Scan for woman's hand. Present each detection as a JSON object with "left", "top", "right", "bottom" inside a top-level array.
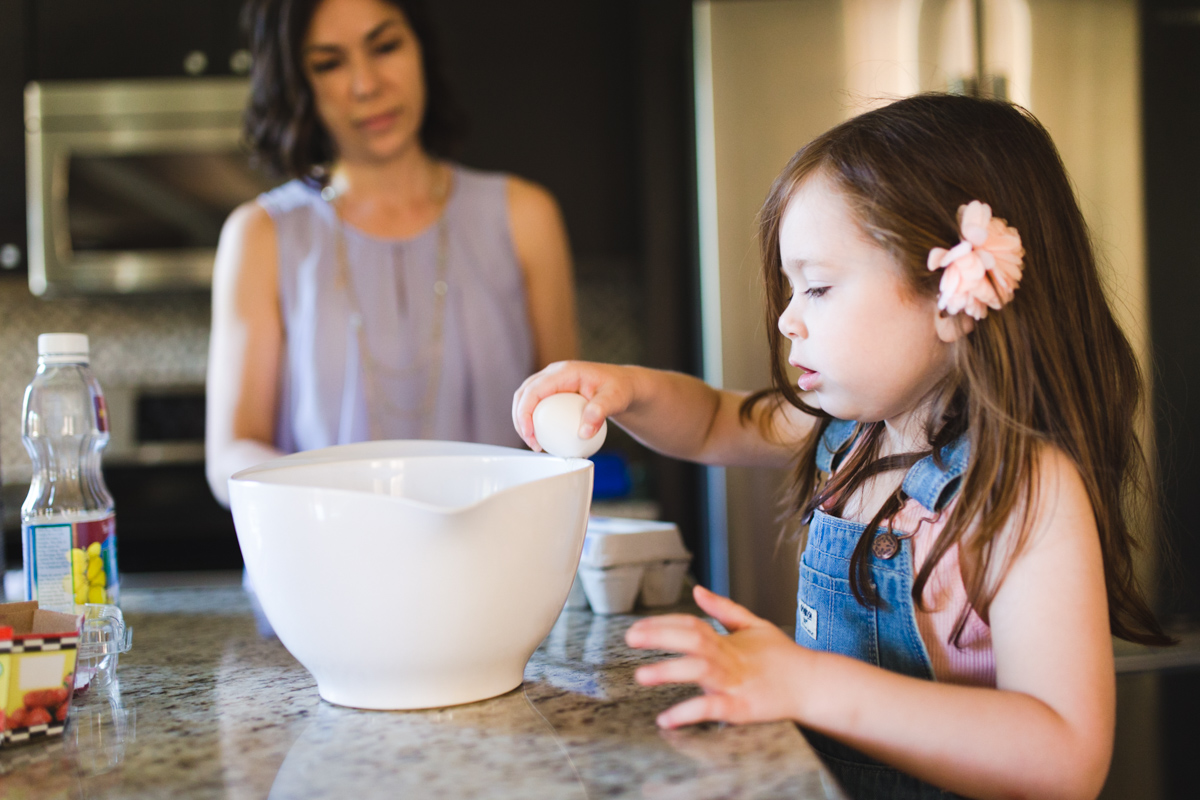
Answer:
[
  {"left": 625, "top": 585, "right": 810, "bottom": 729},
  {"left": 511, "top": 360, "right": 637, "bottom": 452}
]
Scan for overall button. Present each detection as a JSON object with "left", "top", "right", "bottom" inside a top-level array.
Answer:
[{"left": 872, "top": 531, "right": 900, "bottom": 560}]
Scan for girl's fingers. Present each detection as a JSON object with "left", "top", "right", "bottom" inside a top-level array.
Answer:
[
  {"left": 635, "top": 656, "right": 722, "bottom": 689},
  {"left": 512, "top": 371, "right": 545, "bottom": 431},
  {"left": 578, "top": 384, "right": 623, "bottom": 439},
  {"left": 692, "top": 585, "right": 762, "bottom": 633},
  {"left": 655, "top": 694, "right": 734, "bottom": 729},
  {"left": 512, "top": 362, "right": 579, "bottom": 446},
  {"left": 626, "top": 615, "right": 719, "bottom": 656}
]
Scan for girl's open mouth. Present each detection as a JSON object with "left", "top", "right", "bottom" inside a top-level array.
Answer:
[{"left": 797, "top": 368, "right": 820, "bottom": 392}]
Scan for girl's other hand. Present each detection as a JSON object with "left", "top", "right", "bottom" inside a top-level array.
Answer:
[
  {"left": 511, "top": 360, "right": 635, "bottom": 451},
  {"left": 625, "top": 585, "right": 809, "bottom": 729}
]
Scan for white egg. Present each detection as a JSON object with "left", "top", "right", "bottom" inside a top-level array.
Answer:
[{"left": 532, "top": 393, "right": 607, "bottom": 458}]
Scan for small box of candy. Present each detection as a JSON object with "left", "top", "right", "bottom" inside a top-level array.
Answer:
[
  {"left": 0, "top": 601, "right": 82, "bottom": 746},
  {"left": 568, "top": 517, "right": 693, "bottom": 614}
]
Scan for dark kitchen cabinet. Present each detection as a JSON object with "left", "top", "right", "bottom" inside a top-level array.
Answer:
[
  {"left": 32, "top": 0, "right": 246, "bottom": 80},
  {"left": 1144, "top": 0, "right": 1200, "bottom": 621},
  {"left": 0, "top": 0, "right": 28, "bottom": 272},
  {"left": 103, "top": 464, "right": 242, "bottom": 573}
]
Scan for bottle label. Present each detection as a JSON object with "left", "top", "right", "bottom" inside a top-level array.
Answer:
[{"left": 22, "top": 514, "right": 118, "bottom": 613}]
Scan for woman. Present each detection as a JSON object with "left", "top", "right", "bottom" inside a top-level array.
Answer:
[{"left": 206, "top": 0, "right": 579, "bottom": 505}]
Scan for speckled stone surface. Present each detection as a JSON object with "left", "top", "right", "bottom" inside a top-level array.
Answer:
[{"left": 0, "top": 587, "right": 846, "bottom": 799}]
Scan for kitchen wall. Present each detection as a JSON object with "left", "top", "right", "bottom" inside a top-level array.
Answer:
[{"left": 697, "top": 0, "right": 1149, "bottom": 626}]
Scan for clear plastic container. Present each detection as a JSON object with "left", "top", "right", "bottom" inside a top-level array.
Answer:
[
  {"left": 20, "top": 333, "right": 119, "bottom": 613},
  {"left": 75, "top": 603, "right": 133, "bottom": 692}
]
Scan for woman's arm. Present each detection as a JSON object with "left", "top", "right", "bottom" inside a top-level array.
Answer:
[
  {"left": 205, "top": 201, "right": 286, "bottom": 507},
  {"left": 512, "top": 361, "right": 815, "bottom": 468},
  {"left": 628, "top": 446, "right": 1114, "bottom": 800},
  {"left": 506, "top": 177, "right": 580, "bottom": 368}
]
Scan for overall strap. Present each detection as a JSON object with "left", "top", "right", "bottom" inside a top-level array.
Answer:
[
  {"left": 813, "top": 417, "right": 972, "bottom": 512},
  {"left": 815, "top": 418, "right": 860, "bottom": 473},
  {"left": 901, "top": 434, "right": 972, "bottom": 512}
]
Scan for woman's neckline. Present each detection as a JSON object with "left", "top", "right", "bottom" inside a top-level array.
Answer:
[{"left": 319, "top": 163, "right": 459, "bottom": 245}]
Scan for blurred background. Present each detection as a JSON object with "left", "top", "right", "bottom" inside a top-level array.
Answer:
[{"left": 0, "top": 1, "right": 1197, "bottom": 795}]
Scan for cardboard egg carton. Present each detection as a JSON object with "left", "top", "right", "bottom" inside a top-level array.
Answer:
[{"left": 567, "top": 517, "right": 692, "bottom": 614}]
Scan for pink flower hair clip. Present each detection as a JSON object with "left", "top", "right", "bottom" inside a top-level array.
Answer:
[{"left": 927, "top": 200, "right": 1025, "bottom": 321}]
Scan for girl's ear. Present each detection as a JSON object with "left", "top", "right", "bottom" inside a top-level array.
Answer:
[{"left": 934, "top": 309, "right": 975, "bottom": 343}]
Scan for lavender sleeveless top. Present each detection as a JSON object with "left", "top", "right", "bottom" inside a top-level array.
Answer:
[{"left": 258, "top": 165, "right": 534, "bottom": 453}]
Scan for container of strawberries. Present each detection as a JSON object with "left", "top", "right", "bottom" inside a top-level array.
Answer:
[{"left": 0, "top": 601, "right": 82, "bottom": 746}]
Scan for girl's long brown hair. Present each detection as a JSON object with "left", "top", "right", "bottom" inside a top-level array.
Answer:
[{"left": 744, "top": 94, "right": 1170, "bottom": 646}]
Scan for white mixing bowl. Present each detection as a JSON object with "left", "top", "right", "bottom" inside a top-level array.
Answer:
[{"left": 228, "top": 441, "right": 593, "bottom": 710}]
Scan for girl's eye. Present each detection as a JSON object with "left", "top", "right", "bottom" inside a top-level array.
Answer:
[
  {"left": 375, "top": 38, "right": 402, "bottom": 55},
  {"left": 805, "top": 286, "right": 830, "bottom": 299}
]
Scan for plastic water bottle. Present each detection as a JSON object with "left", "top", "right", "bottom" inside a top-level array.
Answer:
[{"left": 21, "top": 333, "right": 119, "bottom": 613}]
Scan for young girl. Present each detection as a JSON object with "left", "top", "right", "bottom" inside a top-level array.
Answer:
[{"left": 512, "top": 94, "right": 1170, "bottom": 800}]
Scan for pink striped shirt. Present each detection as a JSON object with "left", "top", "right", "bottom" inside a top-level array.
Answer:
[{"left": 892, "top": 498, "right": 996, "bottom": 687}]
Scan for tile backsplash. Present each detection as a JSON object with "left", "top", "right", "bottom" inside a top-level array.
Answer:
[
  {"left": 0, "top": 276, "right": 211, "bottom": 484},
  {"left": 0, "top": 264, "right": 643, "bottom": 486}
]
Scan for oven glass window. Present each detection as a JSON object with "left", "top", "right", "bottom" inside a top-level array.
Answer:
[{"left": 68, "top": 153, "right": 280, "bottom": 251}]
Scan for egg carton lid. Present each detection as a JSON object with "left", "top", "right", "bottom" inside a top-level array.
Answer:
[{"left": 581, "top": 516, "right": 691, "bottom": 568}]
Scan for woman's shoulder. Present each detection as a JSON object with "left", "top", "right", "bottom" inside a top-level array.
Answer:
[
  {"left": 221, "top": 199, "right": 277, "bottom": 250},
  {"left": 213, "top": 200, "right": 279, "bottom": 305},
  {"left": 255, "top": 178, "right": 325, "bottom": 219},
  {"left": 449, "top": 165, "right": 564, "bottom": 259},
  {"left": 505, "top": 174, "right": 560, "bottom": 219},
  {"left": 451, "top": 164, "right": 557, "bottom": 216}
]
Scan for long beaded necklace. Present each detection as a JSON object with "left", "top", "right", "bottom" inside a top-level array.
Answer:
[{"left": 322, "top": 169, "right": 451, "bottom": 440}]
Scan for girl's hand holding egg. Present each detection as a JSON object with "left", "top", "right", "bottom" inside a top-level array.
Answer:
[{"left": 512, "top": 361, "right": 635, "bottom": 453}]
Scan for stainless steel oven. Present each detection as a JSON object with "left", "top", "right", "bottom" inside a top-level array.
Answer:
[{"left": 24, "top": 77, "right": 278, "bottom": 296}]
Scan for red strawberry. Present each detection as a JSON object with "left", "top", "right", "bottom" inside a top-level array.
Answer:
[
  {"left": 24, "top": 687, "right": 70, "bottom": 708},
  {"left": 8, "top": 706, "right": 28, "bottom": 730},
  {"left": 25, "top": 706, "right": 52, "bottom": 727}
]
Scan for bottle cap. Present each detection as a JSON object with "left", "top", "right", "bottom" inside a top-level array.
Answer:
[{"left": 38, "top": 332, "right": 90, "bottom": 363}]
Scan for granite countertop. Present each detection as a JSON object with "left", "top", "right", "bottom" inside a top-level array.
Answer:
[{"left": 0, "top": 585, "right": 846, "bottom": 799}]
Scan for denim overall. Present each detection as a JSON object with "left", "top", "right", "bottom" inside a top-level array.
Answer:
[{"left": 797, "top": 419, "right": 972, "bottom": 800}]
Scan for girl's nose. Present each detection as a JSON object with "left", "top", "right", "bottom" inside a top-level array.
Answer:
[{"left": 778, "top": 301, "right": 807, "bottom": 340}]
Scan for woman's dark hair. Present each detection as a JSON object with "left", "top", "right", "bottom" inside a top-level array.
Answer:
[
  {"left": 743, "top": 93, "right": 1171, "bottom": 647},
  {"left": 241, "top": 0, "right": 465, "bottom": 179}
]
